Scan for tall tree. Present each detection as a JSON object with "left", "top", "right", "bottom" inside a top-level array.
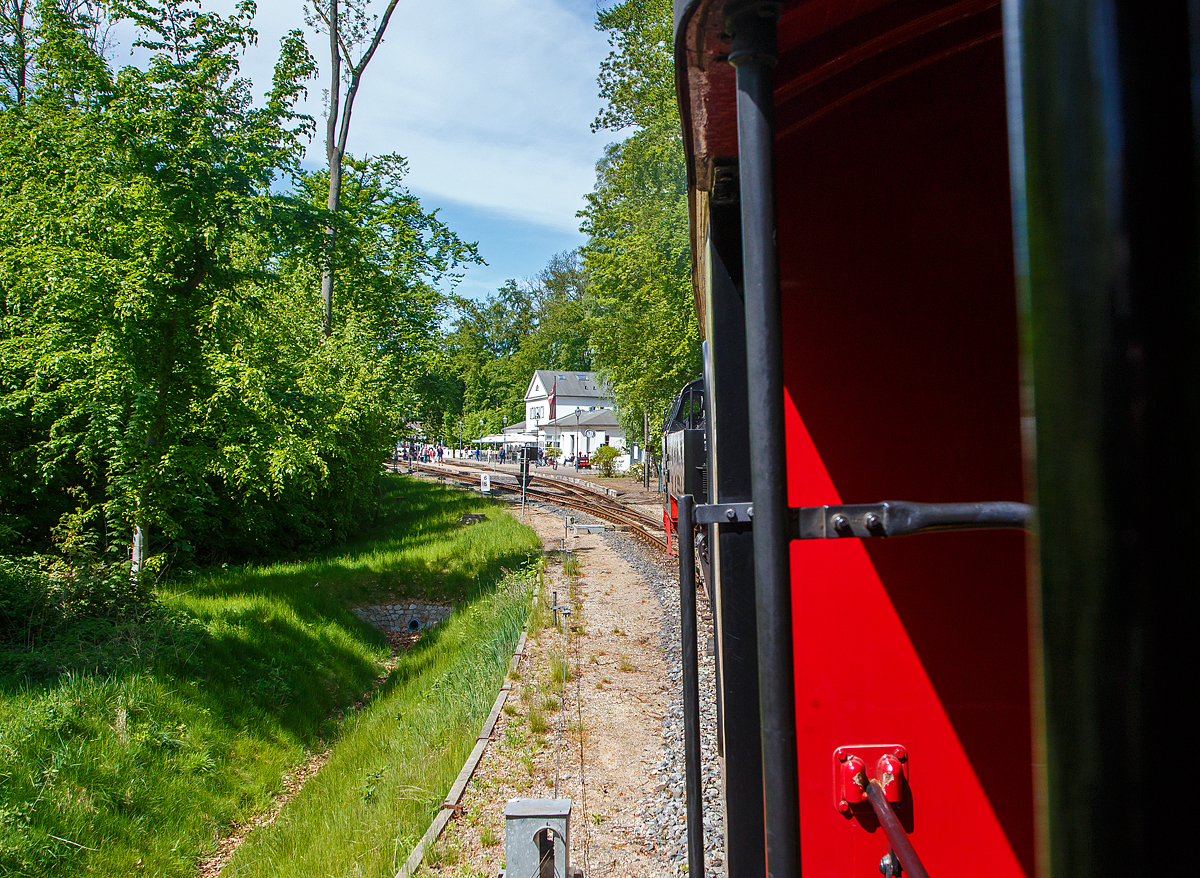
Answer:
[
  {"left": 305, "top": 0, "right": 400, "bottom": 336},
  {"left": 0, "top": 0, "right": 318, "bottom": 568},
  {"left": 0, "top": 0, "right": 30, "bottom": 106},
  {"left": 437, "top": 251, "right": 593, "bottom": 440},
  {"left": 581, "top": 0, "right": 699, "bottom": 440}
]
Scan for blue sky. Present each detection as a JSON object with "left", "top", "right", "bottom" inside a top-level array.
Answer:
[{"left": 113, "top": 0, "right": 614, "bottom": 299}]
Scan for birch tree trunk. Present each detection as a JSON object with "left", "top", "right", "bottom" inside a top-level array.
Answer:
[
  {"left": 316, "top": 0, "right": 401, "bottom": 336},
  {"left": 321, "top": 0, "right": 341, "bottom": 336}
]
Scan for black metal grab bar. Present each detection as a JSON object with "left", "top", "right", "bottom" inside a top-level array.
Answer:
[
  {"left": 792, "top": 500, "right": 1033, "bottom": 539},
  {"left": 692, "top": 500, "right": 1033, "bottom": 538},
  {"left": 677, "top": 493, "right": 1028, "bottom": 877},
  {"left": 864, "top": 780, "right": 931, "bottom": 878}
]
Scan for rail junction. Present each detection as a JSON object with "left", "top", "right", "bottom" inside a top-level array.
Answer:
[{"left": 402, "top": 460, "right": 669, "bottom": 553}]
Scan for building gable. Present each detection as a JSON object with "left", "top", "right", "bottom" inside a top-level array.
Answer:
[
  {"left": 526, "top": 375, "right": 544, "bottom": 400},
  {"left": 527, "top": 370, "right": 611, "bottom": 401}
]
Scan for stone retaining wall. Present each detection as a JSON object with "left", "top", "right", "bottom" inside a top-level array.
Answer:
[{"left": 351, "top": 602, "right": 452, "bottom": 633}]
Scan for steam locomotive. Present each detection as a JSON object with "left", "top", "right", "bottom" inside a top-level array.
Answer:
[
  {"left": 661, "top": 378, "right": 706, "bottom": 561},
  {"left": 666, "top": 2, "right": 1194, "bottom": 878}
]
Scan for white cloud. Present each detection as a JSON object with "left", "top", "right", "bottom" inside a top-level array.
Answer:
[{"left": 203, "top": 0, "right": 612, "bottom": 233}]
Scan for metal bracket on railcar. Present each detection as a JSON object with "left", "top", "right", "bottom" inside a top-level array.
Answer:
[
  {"left": 674, "top": 495, "right": 1031, "bottom": 878},
  {"left": 690, "top": 500, "right": 1033, "bottom": 537}
]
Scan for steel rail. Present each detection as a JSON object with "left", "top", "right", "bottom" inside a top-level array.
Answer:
[
  {"left": 429, "top": 462, "right": 663, "bottom": 533},
  {"left": 413, "top": 463, "right": 669, "bottom": 552},
  {"left": 445, "top": 460, "right": 664, "bottom": 532}
]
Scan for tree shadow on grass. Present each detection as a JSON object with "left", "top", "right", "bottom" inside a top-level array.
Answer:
[
  {"left": 0, "top": 474, "right": 539, "bottom": 878},
  {"left": 175, "top": 479, "right": 539, "bottom": 623},
  {"left": 1, "top": 475, "right": 537, "bottom": 736}
]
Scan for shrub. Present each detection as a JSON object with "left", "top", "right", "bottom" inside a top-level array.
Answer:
[
  {"left": 592, "top": 445, "right": 620, "bottom": 477},
  {"left": 0, "top": 557, "right": 172, "bottom": 682}
]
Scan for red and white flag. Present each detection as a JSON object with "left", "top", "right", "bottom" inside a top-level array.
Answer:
[{"left": 549, "top": 378, "right": 557, "bottom": 421}]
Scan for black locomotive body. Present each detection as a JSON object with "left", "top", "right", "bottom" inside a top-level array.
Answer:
[{"left": 661, "top": 378, "right": 707, "bottom": 513}]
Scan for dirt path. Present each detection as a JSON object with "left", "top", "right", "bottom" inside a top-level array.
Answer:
[{"left": 419, "top": 503, "right": 674, "bottom": 878}]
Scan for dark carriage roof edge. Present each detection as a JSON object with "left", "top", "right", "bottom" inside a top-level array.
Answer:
[
  {"left": 673, "top": 0, "right": 726, "bottom": 340},
  {"left": 674, "top": 0, "right": 704, "bottom": 193}
]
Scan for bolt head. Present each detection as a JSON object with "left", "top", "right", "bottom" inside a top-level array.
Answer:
[
  {"left": 831, "top": 513, "right": 850, "bottom": 534},
  {"left": 726, "top": 508, "right": 736, "bottom": 520}
]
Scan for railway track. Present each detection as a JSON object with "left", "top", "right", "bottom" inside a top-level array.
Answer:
[{"left": 407, "top": 461, "right": 668, "bottom": 552}]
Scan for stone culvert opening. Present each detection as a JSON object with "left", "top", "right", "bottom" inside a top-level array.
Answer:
[{"left": 350, "top": 601, "right": 452, "bottom": 650}]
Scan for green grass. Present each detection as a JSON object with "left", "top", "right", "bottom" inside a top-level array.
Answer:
[
  {"left": 548, "top": 648, "right": 572, "bottom": 693},
  {"left": 0, "top": 475, "right": 540, "bottom": 877},
  {"left": 222, "top": 574, "right": 531, "bottom": 876},
  {"left": 527, "top": 706, "right": 548, "bottom": 735}
]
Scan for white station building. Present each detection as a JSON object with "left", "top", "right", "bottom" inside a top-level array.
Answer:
[{"left": 502, "top": 370, "right": 627, "bottom": 459}]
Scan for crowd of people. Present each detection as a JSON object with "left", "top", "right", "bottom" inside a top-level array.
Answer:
[{"left": 393, "top": 443, "right": 567, "bottom": 468}]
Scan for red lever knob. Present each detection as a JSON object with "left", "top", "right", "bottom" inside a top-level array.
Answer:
[{"left": 876, "top": 754, "right": 903, "bottom": 803}]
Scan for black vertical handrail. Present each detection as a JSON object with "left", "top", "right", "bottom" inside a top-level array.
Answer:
[
  {"left": 863, "top": 781, "right": 931, "bottom": 878},
  {"left": 728, "top": 4, "right": 801, "bottom": 877},
  {"left": 677, "top": 494, "right": 705, "bottom": 878}
]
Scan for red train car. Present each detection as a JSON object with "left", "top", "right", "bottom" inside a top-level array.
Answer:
[{"left": 669, "top": 2, "right": 1196, "bottom": 878}]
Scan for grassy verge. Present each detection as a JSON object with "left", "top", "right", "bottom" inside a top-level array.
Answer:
[
  {"left": 0, "top": 475, "right": 539, "bottom": 877},
  {"left": 223, "top": 570, "right": 533, "bottom": 877}
]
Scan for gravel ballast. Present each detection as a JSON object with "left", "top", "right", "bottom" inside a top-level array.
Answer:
[{"left": 529, "top": 500, "right": 726, "bottom": 878}]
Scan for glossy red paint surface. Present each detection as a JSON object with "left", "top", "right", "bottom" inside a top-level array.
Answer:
[
  {"left": 774, "top": 18, "right": 1034, "bottom": 878},
  {"left": 833, "top": 745, "right": 909, "bottom": 817}
]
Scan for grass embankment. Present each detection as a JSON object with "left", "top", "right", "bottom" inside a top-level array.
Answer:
[
  {"left": 0, "top": 475, "right": 540, "bottom": 877},
  {"left": 224, "top": 573, "right": 532, "bottom": 877}
]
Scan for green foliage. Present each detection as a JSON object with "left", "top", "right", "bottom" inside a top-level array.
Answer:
[
  {"left": 223, "top": 569, "right": 533, "bottom": 877},
  {"left": 435, "top": 251, "right": 593, "bottom": 440},
  {"left": 592, "top": 444, "right": 621, "bottom": 477},
  {"left": 527, "top": 705, "right": 548, "bottom": 735},
  {"left": 0, "top": 475, "right": 539, "bottom": 877},
  {"left": 0, "top": 1, "right": 477, "bottom": 568},
  {"left": 582, "top": 0, "right": 700, "bottom": 436},
  {"left": 0, "top": 557, "right": 160, "bottom": 680}
]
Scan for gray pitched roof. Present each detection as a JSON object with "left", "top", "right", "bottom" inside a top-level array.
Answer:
[
  {"left": 526, "top": 370, "right": 611, "bottom": 400},
  {"left": 544, "top": 408, "right": 621, "bottom": 429}
]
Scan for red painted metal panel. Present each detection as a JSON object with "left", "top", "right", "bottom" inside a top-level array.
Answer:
[{"left": 774, "top": 24, "right": 1034, "bottom": 878}]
